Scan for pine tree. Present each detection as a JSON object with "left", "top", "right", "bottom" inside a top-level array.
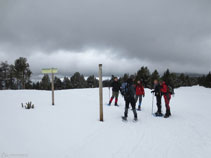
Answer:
[
  {"left": 0, "top": 64, "right": 3, "bottom": 89},
  {"left": 32, "top": 82, "right": 40, "bottom": 89},
  {"left": 87, "top": 75, "right": 98, "bottom": 88},
  {"left": 54, "top": 76, "right": 63, "bottom": 90},
  {"left": 63, "top": 77, "right": 71, "bottom": 89},
  {"left": 205, "top": 72, "right": 211, "bottom": 87},
  {"left": 198, "top": 75, "right": 206, "bottom": 87},
  {"left": 161, "top": 69, "right": 178, "bottom": 88},
  {"left": 14, "top": 57, "right": 32, "bottom": 89},
  {"left": 162, "top": 69, "right": 172, "bottom": 86},
  {"left": 8, "top": 65, "right": 16, "bottom": 89},
  {"left": 70, "top": 72, "right": 87, "bottom": 88},
  {"left": 150, "top": 70, "right": 160, "bottom": 88},
  {"left": 0, "top": 61, "right": 10, "bottom": 89},
  {"left": 102, "top": 80, "right": 110, "bottom": 87},
  {"left": 136, "top": 66, "right": 151, "bottom": 88},
  {"left": 179, "top": 73, "right": 186, "bottom": 86},
  {"left": 121, "top": 73, "right": 129, "bottom": 82},
  {"left": 0, "top": 62, "right": 16, "bottom": 89},
  {"left": 40, "top": 75, "right": 51, "bottom": 90}
]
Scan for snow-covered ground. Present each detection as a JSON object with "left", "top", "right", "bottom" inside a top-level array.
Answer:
[{"left": 0, "top": 86, "right": 211, "bottom": 158}]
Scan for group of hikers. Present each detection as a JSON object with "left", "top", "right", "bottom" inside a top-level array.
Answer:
[{"left": 108, "top": 76, "right": 173, "bottom": 121}]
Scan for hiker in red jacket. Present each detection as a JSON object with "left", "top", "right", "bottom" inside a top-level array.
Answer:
[
  {"left": 135, "top": 80, "right": 145, "bottom": 111},
  {"left": 161, "top": 81, "right": 171, "bottom": 118}
]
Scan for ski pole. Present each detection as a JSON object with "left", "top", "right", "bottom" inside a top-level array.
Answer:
[
  {"left": 109, "top": 87, "right": 110, "bottom": 99},
  {"left": 152, "top": 93, "right": 154, "bottom": 115}
]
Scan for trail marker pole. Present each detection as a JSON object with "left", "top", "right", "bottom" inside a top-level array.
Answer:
[
  {"left": 51, "top": 72, "right": 55, "bottom": 105},
  {"left": 99, "top": 64, "right": 104, "bottom": 122},
  {"left": 42, "top": 68, "right": 58, "bottom": 106}
]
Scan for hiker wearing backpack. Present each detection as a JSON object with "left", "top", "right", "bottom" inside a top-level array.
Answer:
[
  {"left": 135, "top": 80, "right": 145, "bottom": 111},
  {"left": 151, "top": 80, "right": 163, "bottom": 116},
  {"left": 161, "top": 81, "right": 172, "bottom": 118},
  {"left": 108, "top": 77, "right": 121, "bottom": 106},
  {"left": 122, "top": 78, "right": 138, "bottom": 121}
]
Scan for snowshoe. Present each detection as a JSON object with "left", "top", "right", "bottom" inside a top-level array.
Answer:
[
  {"left": 122, "top": 116, "right": 127, "bottom": 121},
  {"left": 154, "top": 112, "right": 163, "bottom": 117},
  {"left": 133, "top": 117, "right": 138, "bottom": 122}
]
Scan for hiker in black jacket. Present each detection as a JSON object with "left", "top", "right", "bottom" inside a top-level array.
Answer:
[
  {"left": 151, "top": 80, "right": 163, "bottom": 116},
  {"left": 108, "top": 77, "right": 121, "bottom": 106},
  {"left": 122, "top": 78, "right": 138, "bottom": 121}
]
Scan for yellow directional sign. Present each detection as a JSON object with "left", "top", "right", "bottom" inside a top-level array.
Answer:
[{"left": 42, "top": 68, "right": 58, "bottom": 74}]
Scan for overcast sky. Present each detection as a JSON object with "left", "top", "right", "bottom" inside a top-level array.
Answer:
[{"left": 0, "top": 0, "right": 211, "bottom": 77}]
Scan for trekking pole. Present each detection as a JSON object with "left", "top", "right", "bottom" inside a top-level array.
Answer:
[
  {"left": 109, "top": 87, "right": 110, "bottom": 99},
  {"left": 151, "top": 93, "right": 154, "bottom": 115}
]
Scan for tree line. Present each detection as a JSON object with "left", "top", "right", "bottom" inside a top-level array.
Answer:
[
  {"left": 0, "top": 57, "right": 31, "bottom": 89},
  {"left": 0, "top": 57, "right": 210, "bottom": 90},
  {"left": 33, "top": 73, "right": 99, "bottom": 90}
]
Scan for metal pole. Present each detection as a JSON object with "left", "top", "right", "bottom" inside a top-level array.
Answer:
[
  {"left": 152, "top": 93, "right": 154, "bottom": 115},
  {"left": 52, "top": 72, "right": 55, "bottom": 105},
  {"left": 99, "top": 64, "right": 103, "bottom": 122},
  {"left": 109, "top": 87, "right": 110, "bottom": 100}
]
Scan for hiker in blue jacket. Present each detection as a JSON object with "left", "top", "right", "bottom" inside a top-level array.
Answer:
[{"left": 121, "top": 78, "right": 138, "bottom": 121}]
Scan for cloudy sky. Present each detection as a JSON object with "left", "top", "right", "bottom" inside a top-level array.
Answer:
[{"left": 0, "top": 0, "right": 211, "bottom": 77}]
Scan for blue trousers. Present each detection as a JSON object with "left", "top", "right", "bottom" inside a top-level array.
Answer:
[{"left": 135, "top": 95, "right": 143, "bottom": 107}]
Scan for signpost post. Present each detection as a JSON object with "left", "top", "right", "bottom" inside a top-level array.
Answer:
[
  {"left": 99, "top": 64, "right": 103, "bottom": 122},
  {"left": 42, "top": 68, "right": 58, "bottom": 106}
]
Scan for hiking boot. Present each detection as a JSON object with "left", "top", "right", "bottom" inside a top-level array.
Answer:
[
  {"left": 155, "top": 111, "right": 163, "bottom": 117},
  {"left": 137, "top": 106, "right": 141, "bottom": 111},
  {"left": 108, "top": 100, "right": 112, "bottom": 106},
  {"left": 164, "top": 113, "right": 170, "bottom": 118},
  {"left": 124, "top": 109, "right": 128, "bottom": 118},
  {"left": 132, "top": 109, "right": 138, "bottom": 119},
  {"left": 134, "top": 117, "right": 138, "bottom": 121},
  {"left": 122, "top": 116, "right": 127, "bottom": 121},
  {"left": 164, "top": 110, "right": 171, "bottom": 118}
]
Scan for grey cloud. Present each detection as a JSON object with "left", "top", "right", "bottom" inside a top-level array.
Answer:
[{"left": 0, "top": 0, "right": 211, "bottom": 75}]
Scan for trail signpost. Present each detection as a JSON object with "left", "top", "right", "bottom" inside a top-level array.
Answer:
[{"left": 42, "top": 68, "right": 58, "bottom": 105}]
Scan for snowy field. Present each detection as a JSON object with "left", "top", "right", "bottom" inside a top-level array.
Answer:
[{"left": 0, "top": 86, "right": 211, "bottom": 158}]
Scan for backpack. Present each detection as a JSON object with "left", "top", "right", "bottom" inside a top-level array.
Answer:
[
  {"left": 168, "top": 86, "right": 175, "bottom": 95},
  {"left": 121, "top": 82, "right": 135, "bottom": 100},
  {"left": 120, "top": 82, "right": 129, "bottom": 96}
]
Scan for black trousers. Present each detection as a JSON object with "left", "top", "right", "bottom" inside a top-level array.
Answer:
[
  {"left": 156, "top": 95, "right": 162, "bottom": 113},
  {"left": 124, "top": 98, "right": 137, "bottom": 118}
]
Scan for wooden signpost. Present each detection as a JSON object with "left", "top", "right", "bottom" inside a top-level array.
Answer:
[
  {"left": 42, "top": 68, "right": 58, "bottom": 105},
  {"left": 99, "top": 64, "right": 104, "bottom": 122}
]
